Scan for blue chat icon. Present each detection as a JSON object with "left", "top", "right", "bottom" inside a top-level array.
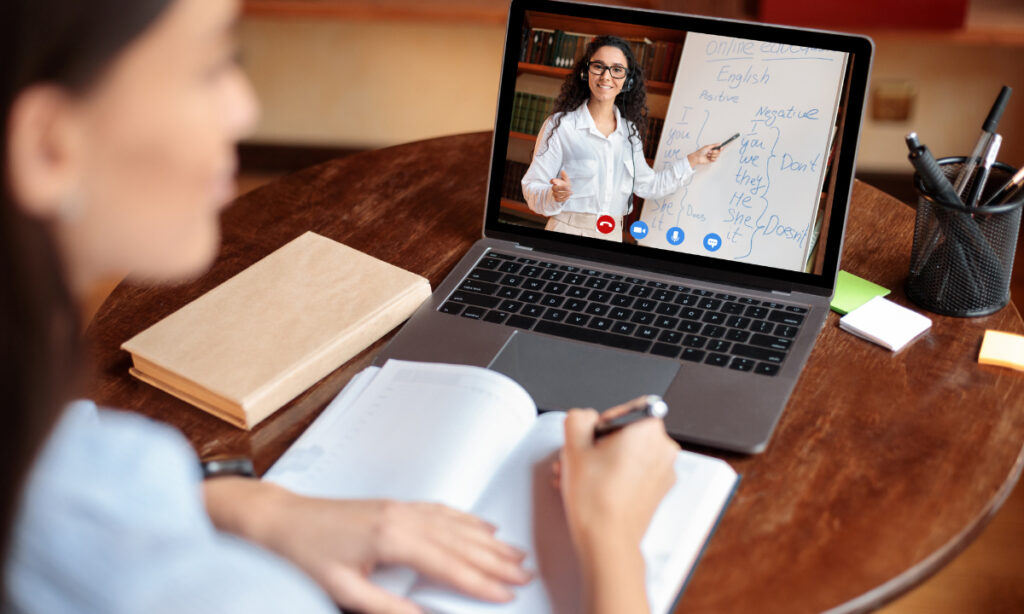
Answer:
[
  {"left": 629, "top": 221, "right": 649, "bottom": 240},
  {"left": 703, "top": 233, "right": 722, "bottom": 252},
  {"left": 666, "top": 227, "right": 685, "bottom": 246}
]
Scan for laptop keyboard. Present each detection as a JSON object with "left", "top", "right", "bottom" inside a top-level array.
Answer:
[{"left": 437, "top": 251, "right": 808, "bottom": 376}]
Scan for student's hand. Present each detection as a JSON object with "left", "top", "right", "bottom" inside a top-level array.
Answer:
[
  {"left": 688, "top": 144, "right": 721, "bottom": 166},
  {"left": 550, "top": 170, "right": 573, "bottom": 202},
  {"left": 203, "top": 479, "right": 531, "bottom": 614},
  {"left": 555, "top": 400, "right": 679, "bottom": 553}
]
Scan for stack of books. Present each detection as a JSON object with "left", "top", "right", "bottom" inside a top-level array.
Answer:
[
  {"left": 501, "top": 160, "right": 531, "bottom": 203},
  {"left": 520, "top": 27, "right": 683, "bottom": 83},
  {"left": 511, "top": 92, "right": 555, "bottom": 135}
]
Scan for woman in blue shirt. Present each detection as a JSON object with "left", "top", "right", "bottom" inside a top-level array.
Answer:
[{"left": 0, "top": 2, "right": 681, "bottom": 613}]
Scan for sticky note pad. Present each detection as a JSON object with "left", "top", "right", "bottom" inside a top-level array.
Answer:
[
  {"left": 979, "top": 330, "right": 1024, "bottom": 371},
  {"left": 839, "top": 296, "right": 931, "bottom": 352},
  {"left": 831, "top": 270, "right": 890, "bottom": 314}
]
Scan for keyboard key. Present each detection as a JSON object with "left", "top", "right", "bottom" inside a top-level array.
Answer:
[
  {"left": 675, "top": 294, "right": 700, "bottom": 306},
  {"left": 651, "top": 343, "right": 681, "bottom": 358},
  {"left": 655, "top": 303, "right": 680, "bottom": 317},
  {"left": 459, "top": 279, "right": 498, "bottom": 295},
  {"left": 611, "top": 295, "right": 634, "bottom": 307},
  {"left": 726, "top": 315, "right": 751, "bottom": 329},
  {"left": 602, "top": 272, "right": 623, "bottom": 280},
  {"left": 544, "top": 282, "right": 568, "bottom": 295},
  {"left": 775, "top": 325, "right": 799, "bottom": 338},
  {"left": 564, "top": 274, "right": 586, "bottom": 285},
  {"left": 669, "top": 285, "right": 690, "bottom": 292},
  {"left": 634, "top": 299, "right": 656, "bottom": 312},
  {"left": 564, "top": 298, "right": 586, "bottom": 312},
  {"left": 588, "top": 290, "right": 611, "bottom": 302},
  {"left": 745, "top": 306, "right": 769, "bottom": 318},
  {"left": 683, "top": 335, "right": 706, "bottom": 348},
  {"left": 731, "top": 344, "right": 785, "bottom": 363},
  {"left": 516, "top": 257, "right": 537, "bottom": 264},
  {"left": 467, "top": 268, "right": 502, "bottom": 283},
  {"left": 658, "top": 330, "right": 683, "bottom": 344},
  {"left": 680, "top": 307, "right": 703, "bottom": 320},
  {"left": 535, "top": 321, "right": 651, "bottom": 353},
  {"left": 538, "top": 261, "right": 558, "bottom": 269},
  {"left": 630, "top": 311, "right": 655, "bottom": 325},
  {"left": 625, "top": 277, "right": 646, "bottom": 284},
  {"left": 698, "top": 298, "right": 722, "bottom": 310},
  {"left": 629, "top": 285, "right": 653, "bottom": 298},
  {"left": 462, "top": 306, "right": 486, "bottom": 319},
  {"left": 489, "top": 252, "right": 516, "bottom": 260},
  {"left": 582, "top": 269, "right": 602, "bottom": 276},
  {"left": 786, "top": 305, "right": 809, "bottom": 314},
  {"left": 707, "top": 339, "right": 732, "bottom": 353},
  {"left": 498, "top": 300, "right": 522, "bottom": 313},
  {"left": 755, "top": 362, "right": 780, "bottom": 376},
  {"left": 715, "top": 293, "right": 737, "bottom": 301},
  {"left": 498, "top": 287, "right": 520, "bottom": 299},
  {"left": 750, "top": 320, "right": 774, "bottom": 334},
  {"left": 647, "top": 280, "right": 668, "bottom": 289},
  {"left": 739, "top": 297, "right": 759, "bottom": 305},
  {"left": 541, "top": 270, "right": 564, "bottom": 282},
  {"left": 502, "top": 274, "right": 523, "bottom": 287},
  {"left": 609, "top": 281, "right": 630, "bottom": 294},
  {"left": 560, "top": 264, "right": 580, "bottom": 272},
  {"left": 768, "top": 310, "right": 805, "bottom": 326},
  {"left": 652, "top": 290, "right": 676, "bottom": 302},
  {"left": 609, "top": 307, "right": 633, "bottom": 320},
  {"left": 750, "top": 334, "right": 792, "bottom": 351},
  {"left": 585, "top": 303, "right": 609, "bottom": 316},
  {"left": 523, "top": 278, "right": 545, "bottom": 291},
  {"left": 692, "top": 289, "right": 714, "bottom": 297},
  {"left": 588, "top": 317, "right": 612, "bottom": 331},
  {"left": 635, "top": 326, "right": 658, "bottom": 339},
  {"left": 584, "top": 277, "right": 608, "bottom": 290},
  {"left": 478, "top": 257, "right": 501, "bottom": 270},
  {"left": 541, "top": 295, "right": 564, "bottom": 308},
  {"left": 566, "top": 313, "right": 589, "bottom": 326},
  {"left": 681, "top": 348, "right": 706, "bottom": 362},
  {"left": 497, "top": 261, "right": 521, "bottom": 273},
  {"left": 655, "top": 316, "right": 679, "bottom": 329},
  {"left": 566, "top": 286, "right": 589, "bottom": 299},
  {"left": 519, "top": 291, "right": 542, "bottom": 304},
  {"left": 705, "top": 353, "right": 730, "bottom": 367},
  {"left": 762, "top": 301, "right": 786, "bottom": 310},
  {"left": 612, "top": 322, "right": 636, "bottom": 335},
  {"left": 484, "top": 310, "right": 509, "bottom": 324},
  {"left": 507, "top": 315, "right": 536, "bottom": 329},
  {"left": 542, "top": 308, "right": 566, "bottom": 322},
  {"left": 439, "top": 301, "right": 463, "bottom": 314},
  {"left": 703, "top": 325, "right": 726, "bottom": 338},
  {"left": 521, "top": 266, "right": 542, "bottom": 278},
  {"left": 678, "top": 321, "right": 702, "bottom": 333},
  {"left": 722, "top": 301, "right": 746, "bottom": 315},
  {"left": 522, "top": 305, "right": 544, "bottom": 317},
  {"left": 701, "top": 311, "right": 726, "bottom": 324},
  {"left": 730, "top": 357, "right": 755, "bottom": 372},
  {"left": 449, "top": 291, "right": 499, "bottom": 309},
  {"left": 725, "top": 329, "right": 750, "bottom": 343}
]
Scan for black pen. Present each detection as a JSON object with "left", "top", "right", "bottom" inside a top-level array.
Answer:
[
  {"left": 954, "top": 86, "right": 1012, "bottom": 197},
  {"left": 593, "top": 395, "right": 668, "bottom": 440},
  {"left": 712, "top": 133, "right": 740, "bottom": 151},
  {"left": 905, "top": 132, "right": 963, "bottom": 208}
]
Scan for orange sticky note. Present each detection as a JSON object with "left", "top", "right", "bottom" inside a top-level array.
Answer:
[{"left": 978, "top": 330, "right": 1024, "bottom": 372}]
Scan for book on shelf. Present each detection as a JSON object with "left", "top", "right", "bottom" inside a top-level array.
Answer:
[
  {"left": 510, "top": 92, "right": 554, "bottom": 136},
  {"left": 502, "top": 160, "right": 531, "bottom": 203},
  {"left": 121, "top": 232, "right": 431, "bottom": 429},
  {"left": 265, "top": 360, "right": 739, "bottom": 614}
]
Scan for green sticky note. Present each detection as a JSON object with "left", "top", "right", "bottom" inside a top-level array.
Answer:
[{"left": 831, "top": 270, "right": 890, "bottom": 314}]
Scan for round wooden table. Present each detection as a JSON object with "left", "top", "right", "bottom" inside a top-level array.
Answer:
[{"left": 86, "top": 132, "right": 1024, "bottom": 614}]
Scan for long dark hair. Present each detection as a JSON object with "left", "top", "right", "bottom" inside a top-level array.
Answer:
[
  {"left": 542, "top": 35, "right": 650, "bottom": 154},
  {"left": 0, "top": 0, "right": 172, "bottom": 581}
]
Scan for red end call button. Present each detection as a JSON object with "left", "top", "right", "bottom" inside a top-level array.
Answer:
[{"left": 596, "top": 215, "right": 615, "bottom": 234}]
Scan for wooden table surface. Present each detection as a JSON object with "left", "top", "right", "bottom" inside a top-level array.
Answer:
[{"left": 85, "top": 132, "right": 1024, "bottom": 614}]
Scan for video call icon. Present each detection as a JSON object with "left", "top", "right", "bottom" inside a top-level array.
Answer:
[
  {"left": 629, "top": 221, "right": 649, "bottom": 240},
  {"left": 703, "top": 233, "right": 722, "bottom": 252},
  {"left": 666, "top": 227, "right": 685, "bottom": 246},
  {"left": 596, "top": 215, "right": 616, "bottom": 234}
]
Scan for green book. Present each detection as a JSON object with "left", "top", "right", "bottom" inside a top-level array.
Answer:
[{"left": 831, "top": 270, "right": 891, "bottom": 314}]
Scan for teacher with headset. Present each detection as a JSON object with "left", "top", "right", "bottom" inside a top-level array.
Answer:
[{"left": 522, "top": 35, "right": 721, "bottom": 242}]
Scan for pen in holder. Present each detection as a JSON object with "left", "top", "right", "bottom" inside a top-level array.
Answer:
[{"left": 907, "top": 156, "right": 1023, "bottom": 317}]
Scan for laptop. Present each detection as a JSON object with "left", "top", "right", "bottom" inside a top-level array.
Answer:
[{"left": 376, "top": 0, "right": 873, "bottom": 454}]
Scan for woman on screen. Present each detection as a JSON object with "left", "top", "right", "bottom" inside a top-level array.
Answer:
[{"left": 522, "top": 35, "right": 721, "bottom": 241}]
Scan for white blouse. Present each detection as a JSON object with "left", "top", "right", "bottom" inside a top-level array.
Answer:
[{"left": 521, "top": 103, "right": 694, "bottom": 218}]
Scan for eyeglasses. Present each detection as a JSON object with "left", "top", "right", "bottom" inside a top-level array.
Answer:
[{"left": 587, "top": 61, "right": 628, "bottom": 79}]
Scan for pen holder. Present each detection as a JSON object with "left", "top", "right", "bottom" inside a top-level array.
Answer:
[{"left": 907, "top": 156, "right": 1023, "bottom": 317}]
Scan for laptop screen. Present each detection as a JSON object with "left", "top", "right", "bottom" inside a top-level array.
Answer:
[{"left": 485, "top": 0, "right": 873, "bottom": 295}]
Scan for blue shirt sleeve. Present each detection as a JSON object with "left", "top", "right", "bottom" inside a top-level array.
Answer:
[{"left": 4, "top": 401, "right": 337, "bottom": 614}]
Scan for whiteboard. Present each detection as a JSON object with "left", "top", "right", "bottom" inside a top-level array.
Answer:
[{"left": 637, "top": 33, "right": 847, "bottom": 271}]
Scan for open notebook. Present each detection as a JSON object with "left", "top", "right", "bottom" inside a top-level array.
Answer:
[{"left": 264, "top": 360, "right": 738, "bottom": 613}]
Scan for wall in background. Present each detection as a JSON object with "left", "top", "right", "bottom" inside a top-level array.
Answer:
[{"left": 240, "top": 17, "right": 1024, "bottom": 171}]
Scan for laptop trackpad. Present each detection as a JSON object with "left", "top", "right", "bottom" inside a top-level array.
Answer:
[{"left": 488, "top": 331, "right": 680, "bottom": 412}]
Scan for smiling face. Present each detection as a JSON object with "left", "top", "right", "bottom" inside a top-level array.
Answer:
[{"left": 586, "top": 45, "right": 630, "bottom": 104}]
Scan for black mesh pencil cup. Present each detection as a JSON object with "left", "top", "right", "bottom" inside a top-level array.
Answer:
[{"left": 907, "top": 156, "right": 1023, "bottom": 317}]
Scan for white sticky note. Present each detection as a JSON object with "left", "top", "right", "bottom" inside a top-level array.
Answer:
[{"left": 839, "top": 296, "right": 932, "bottom": 352}]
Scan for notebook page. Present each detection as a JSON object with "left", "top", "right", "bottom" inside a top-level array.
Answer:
[
  {"left": 409, "top": 413, "right": 739, "bottom": 614},
  {"left": 264, "top": 360, "right": 537, "bottom": 509}
]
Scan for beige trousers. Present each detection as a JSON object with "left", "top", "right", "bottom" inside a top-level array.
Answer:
[{"left": 544, "top": 212, "right": 623, "bottom": 243}]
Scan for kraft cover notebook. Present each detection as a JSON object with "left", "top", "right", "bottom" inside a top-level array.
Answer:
[
  {"left": 264, "top": 360, "right": 739, "bottom": 614},
  {"left": 121, "top": 232, "right": 431, "bottom": 429}
]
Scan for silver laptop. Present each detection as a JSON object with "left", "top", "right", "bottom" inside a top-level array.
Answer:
[{"left": 377, "top": 0, "right": 873, "bottom": 454}]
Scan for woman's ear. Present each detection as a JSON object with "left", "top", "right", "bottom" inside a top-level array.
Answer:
[{"left": 7, "top": 85, "right": 85, "bottom": 220}]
